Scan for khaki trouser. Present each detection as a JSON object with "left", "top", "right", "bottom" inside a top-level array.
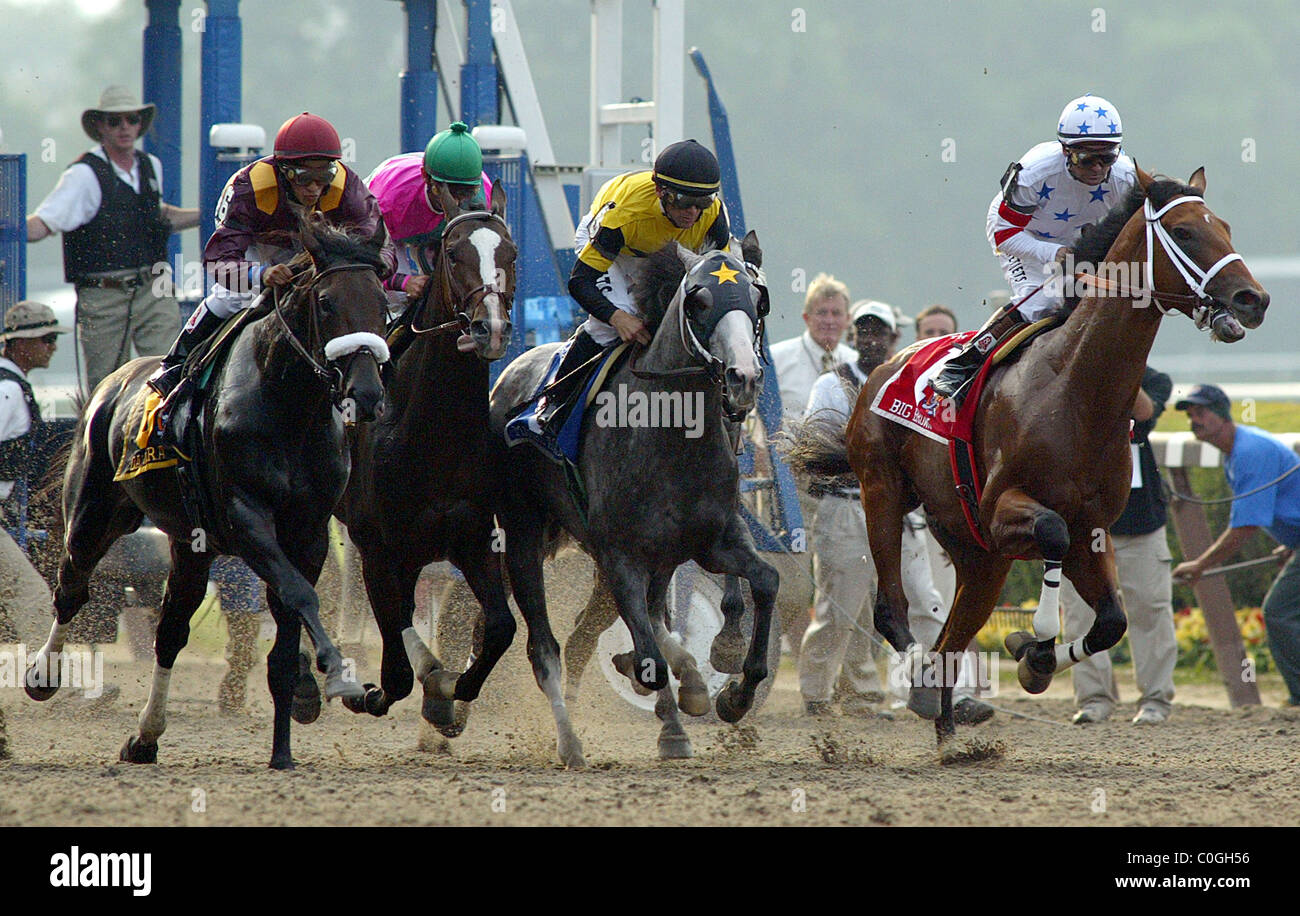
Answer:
[
  {"left": 0, "top": 528, "right": 53, "bottom": 646},
  {"left": 1061, "top": 526, "right": 1177, "bottom": 715},
  {"left": 75, "top": 281, "right": 179, "bottom": 393},
  {"left": 799, "top": 495, "right": 884, "bottom": 702}
]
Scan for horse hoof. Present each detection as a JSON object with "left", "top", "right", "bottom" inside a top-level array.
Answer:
[
  {"left": 119, "top": 736, "right": 158, "bottom": 764},
  {"left": 1017, "top": 655, "right": 1054, "bottom": 694},
  {"left": 657, "top": 732, "right": 693, "bottom": 760},
  {"left": 423, "top": 695, "right": 455, "bottom": 729},
  {"left": 268, "top": 756, "right": 296, "bottom": 771},
  {"left": 715, "top": 683, "right": 749, "bottom": 724},
  {"left": 908, "top": 685, "right": 941, "bottom": 720},
  {"left": 612, "top": 652, "right": 654, "bottom": 696},
  {"left": 364, "top": 686, "right": 388, "bottom": 717},
  {"left": 423, "top": 668, "right": 460, "bottom": 702},
  {"left": 677, "top": 684, "right": 711, "bottom": 718},
  {"left": 436, "top": 700, "right": 471, "bottom": 739},
  {"left": 291, "top": 654, "right": 323, "bottom": 724},
  {"left": 1004, "top": 630, "right": 1035, "bottom": 661},
  {"left": 24, "top": 667, "right": 59, "bottom": 701},
  {"left": 708, "top": 630, "right": 745, "bottom": 674},
  {"left": 558, "top": 732, "right": 587, "bottom": 769}
]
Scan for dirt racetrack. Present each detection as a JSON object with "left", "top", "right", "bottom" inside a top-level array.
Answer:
[{"left": 2, "top": 552, "right": 1297, "bottom": 827}]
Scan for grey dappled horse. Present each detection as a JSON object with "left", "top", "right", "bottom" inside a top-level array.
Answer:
[{"left": 488, "top": 236, "right": 778, "bottom": 766}]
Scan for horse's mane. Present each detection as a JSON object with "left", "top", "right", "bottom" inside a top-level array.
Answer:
[
  {"left": 1066, "top": 175, "right": 1202, "bottom": 312},
  {"left": 282, "top": 215, "right": 388, "bottom": 275},
  {"left": 629, "top": 245, "right": 690, "bottom": 336}
]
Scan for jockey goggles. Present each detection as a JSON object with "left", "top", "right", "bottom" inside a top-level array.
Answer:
[
  {"left": 280, "top": 162, "right": 339, "bottom": 186},
  {"left": 661, "top": 188, "right": 716, "bottom": 211},
  {"left": 1067, "top": 149, "right": 1120, "bottom": 169}
]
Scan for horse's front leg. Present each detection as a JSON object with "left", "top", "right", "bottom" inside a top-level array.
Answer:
[
  {"left": 697, "top": 514, "right": 778, "bottom": 724},
  {"left": 990, "top": 487, "right": 1080, "bottom": 694},
  {"left": 226, "top": 497, "right": 363, "bottom": 708},
  {"left": 599, "top": 554, "right": 670, "bottom": 693}
]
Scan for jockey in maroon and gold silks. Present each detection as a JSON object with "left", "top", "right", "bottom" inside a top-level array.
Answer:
[{"left": 204, "top": 155, "right": 392, "bottom": 290}]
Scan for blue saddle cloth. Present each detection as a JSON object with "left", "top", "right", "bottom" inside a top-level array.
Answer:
[{"left": 504, "top": 341, "right": 621, "bottom": 465}]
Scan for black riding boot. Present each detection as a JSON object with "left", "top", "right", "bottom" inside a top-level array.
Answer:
[
  {"left": 929, "top": 306, "right": 1026, "bottom": 407},
  {"left": 537, "top": 330, "right": 605, "bottom": 428},
  {"left": 147, "top": 308, "right": 226, "bottom": 399}
]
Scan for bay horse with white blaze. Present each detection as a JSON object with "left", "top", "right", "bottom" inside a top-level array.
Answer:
[
  {"left": 791, "top": 167, "right": 1267, "bottom": 743},
  {"left": 25, "top": 218, "right": 391, "bottom": 769},
  {"left": 489, "top": 236, "right": 778, "bottom": 767},
  {"left": 334, "top": 185, "right": 517, "bottom": 736}
]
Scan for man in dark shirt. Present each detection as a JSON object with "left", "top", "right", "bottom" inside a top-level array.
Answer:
[{"left": 1061, "top": 366, "right": 1177, "bottom": 725}]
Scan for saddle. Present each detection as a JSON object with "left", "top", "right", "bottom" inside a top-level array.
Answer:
[
  {"left": 504, "top": 340, "right": 632, "bottom": 467},
  {"left": 114, "top": 306, "right": 264, "bottom": 548}
]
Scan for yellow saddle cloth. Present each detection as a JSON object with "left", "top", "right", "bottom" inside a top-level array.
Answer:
[{"left": 112, "top": 388, "right": 186, "bottom": 482}]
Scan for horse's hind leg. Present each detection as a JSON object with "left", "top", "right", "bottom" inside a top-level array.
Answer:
[
  {"left": 989, "top": 488, "right": 1072, "bottom": 694},
  {"left": 120, "top": 541, "right": 212, "bottom": 764},
  {"left": 504, "top": 518, "right": 585, "bottom": 768},
  {"left": 926, "top": 555, "right": 1012, "bottom": 743},
  {"left": 563, "top": 565, "right": 618, "bottom": 704},
  {"left": 27, "top": 472, "right": 141, "bottom": 700}
]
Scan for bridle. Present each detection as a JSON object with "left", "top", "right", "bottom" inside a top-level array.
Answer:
[
  {"left": 272, "top": 262, "right": 389, "bottom": 398},
  {"left": 629, "top": 255, "right": 769, "bottom": 422},
  {"left": 411, "top": 209, "right": 514, "bottom": 337},
  {"left": 1142, "top": 194, "right": 1242, "bottom": 328}
]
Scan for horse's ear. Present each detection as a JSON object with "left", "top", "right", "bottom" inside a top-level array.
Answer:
[
  {"left": 675, "top": 243, "right": 703, "bottom": 272},
  {"left": 437, "top": 183, "right": 462, "bottom": 222},
  {"left": 1188, "top": 167, "right": 1206, "bottom": 193},
  {"left": 490, "top": 181, "right": 507, "bottom": 220},
  {"left": 1134, "top": 162, "right": 1154, "bottom": 190},
  {"left": 741, "top": 230, "right": 762, "bottom": 269}
]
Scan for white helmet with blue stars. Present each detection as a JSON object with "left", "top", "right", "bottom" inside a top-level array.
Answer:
[{"left": 1057, "top": 94, "right": 1122, "bottom": 145}]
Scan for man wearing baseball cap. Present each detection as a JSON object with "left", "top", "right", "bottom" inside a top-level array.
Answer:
[
  {"left": 0, "top": 301, "right": 73, "bottom": 647},
  {"left": 1172, "top": 384, "right": 1300, "bottom": 706},
  {"left": 26, "top": 85, "right": 199, "bottom": 393}
]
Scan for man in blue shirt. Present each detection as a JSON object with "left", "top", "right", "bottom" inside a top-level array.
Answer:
[{"left": 1172, "top": 384, "right": 1300, "bottom": 705}]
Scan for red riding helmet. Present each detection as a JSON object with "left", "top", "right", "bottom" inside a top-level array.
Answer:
[{"left": 273, "top": 112, "right": 342, "bottom": 161}]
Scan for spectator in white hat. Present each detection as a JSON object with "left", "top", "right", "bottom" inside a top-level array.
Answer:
[{"left": 26, "top": 85, "right": 199, "bottom": 393}]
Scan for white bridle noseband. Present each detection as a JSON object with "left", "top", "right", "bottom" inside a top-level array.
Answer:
[{"left": 1144, "top": 195, "right": 1243, "bottom": 327}]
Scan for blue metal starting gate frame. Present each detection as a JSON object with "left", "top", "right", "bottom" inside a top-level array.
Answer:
[{"left": 0, "top": 154, "right": 26, "bottom": 310}]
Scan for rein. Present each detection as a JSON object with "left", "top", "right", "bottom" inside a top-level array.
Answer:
[
  {"left": 411, "top": 209, "right": 514, "bottom": 338},
  {"left": 272, "top": 262, "right": 382, "bottom": 387}
]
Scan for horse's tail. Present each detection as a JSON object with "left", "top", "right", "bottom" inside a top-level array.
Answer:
[{"left": 780, "top": 408, "right": 854, "bottom": 481}]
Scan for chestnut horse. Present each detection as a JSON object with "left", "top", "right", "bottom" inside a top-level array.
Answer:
[{"left": 791, "top": 167, "right": 1267, "bottom": 743}]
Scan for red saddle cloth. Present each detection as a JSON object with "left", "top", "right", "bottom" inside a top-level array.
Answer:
[
  {"left": 869, "top": 331, "right": 1006, "bottom": 550},
  {"left": 868, "top": 331, "right": 986, "bottom": 443}
]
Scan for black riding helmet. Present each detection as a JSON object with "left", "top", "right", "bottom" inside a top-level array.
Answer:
[{"left": 652, "top": 140, "right": 721, "bottom": 196}]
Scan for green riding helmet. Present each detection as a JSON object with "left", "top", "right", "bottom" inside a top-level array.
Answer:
[{"left": 423, "top": 121, "right": 484, "bottom": 185}]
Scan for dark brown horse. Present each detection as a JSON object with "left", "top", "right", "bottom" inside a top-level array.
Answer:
[
  {"left": 791, "top": 167, "right": 1267, "bottom": 742},
  {"left": 25, "top": 218, "right": 391, "bottom": 768},
  {"left": 334, "top": 185, "right": 517, "bottom": 735}
]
